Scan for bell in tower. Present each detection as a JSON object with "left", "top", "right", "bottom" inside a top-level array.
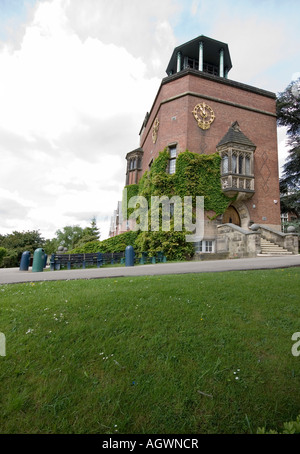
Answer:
[{"left": 166, "top": 35, "right": 232, "bottom": 78}]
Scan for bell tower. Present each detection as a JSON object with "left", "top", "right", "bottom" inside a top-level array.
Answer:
[
  {"left": 134, "top": 34, "right": 281, "bottom": 232},
  {"left": 110, "top": 34, "right": 284, "bottom": 240},
  {"left": 166, "top": 35, "right": 232, "bottom": 78}
]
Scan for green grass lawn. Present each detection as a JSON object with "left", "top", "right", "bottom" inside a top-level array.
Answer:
[{"left": 0, "top": 268, "right": 300, "bottom": 434}]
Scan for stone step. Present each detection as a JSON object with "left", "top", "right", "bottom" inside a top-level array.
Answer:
[
  {"left": 259, "top": 251, "right": 293, "bottom": 255},
  {"left": 259, "top": 238, "right": 293, "bottom": 256},
  {"left": 261, "top": 245, "right": 289, "bottom": 250},
  {"left": 261, "top": 246, "right": 291, "bottom": 252}
]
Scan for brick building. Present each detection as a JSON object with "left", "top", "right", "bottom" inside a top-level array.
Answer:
[{"left": 110, "top": 35, "right": 298, "bottom": 257}]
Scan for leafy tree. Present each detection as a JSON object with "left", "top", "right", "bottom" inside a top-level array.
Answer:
[
  {"left": 0, "top": 247, "right": 7, "bottom": 267},
  {"left": 277, "top": 78, "right": 300, "bottom": 218},
  {"left": 55, "top": 225, "right": 85, "bottom": 250},
  {"left": 74, "top": 217, "right": 101, "bottom": 248},
  {"left": 43, "top": 238, "right": 60, "bottom": 255},
  {"left": 0, "top": 230, "right": 45, "bottom": 267},
  {"left": 0, "top": 230, "right": 44, "bottom": 251}
]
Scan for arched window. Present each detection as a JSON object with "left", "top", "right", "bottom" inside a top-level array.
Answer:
[{"left": 222, "top": 153, "right": 229, "bottom": 173}]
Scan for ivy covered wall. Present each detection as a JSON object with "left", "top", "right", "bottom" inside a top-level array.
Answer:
[
  {"left": 119, "top": 149, "right": 231, "bottom": 259},
  {"left": 124, "top": 149, "right": 231, "bottom": 217},
  {"left": 73, "top": 150, "right": 231, "bottom": 260}
]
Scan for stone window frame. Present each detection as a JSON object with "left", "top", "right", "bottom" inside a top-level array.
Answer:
[
  {"left": 167, "top": 142, "right": 177, "bottom": 175},
  {"left": 220, "top": 147, "right": 254, "bottom": 177}
]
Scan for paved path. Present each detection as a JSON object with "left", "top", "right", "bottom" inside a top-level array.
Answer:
[{"left": 0, "top": 255, "right": 299, "bottom": 284}]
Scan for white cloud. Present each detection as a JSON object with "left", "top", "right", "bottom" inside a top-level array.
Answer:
[
  {"left": 64, "top": 0, "right": 178, "bottom": 77},
  {"left": 0, "top": 0, "right": 164, "bottom": 239},
  {"left": 0, "top": 0, "right": 298, "bottom": 241}
]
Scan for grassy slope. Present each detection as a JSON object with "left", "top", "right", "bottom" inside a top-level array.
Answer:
[{"left": 0, "top": 268, "right": 300, "bottom": 434}]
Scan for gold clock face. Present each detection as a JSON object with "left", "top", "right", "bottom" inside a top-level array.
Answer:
[{"left": 192, "top": 102, "right": 215, "bottom": 130}]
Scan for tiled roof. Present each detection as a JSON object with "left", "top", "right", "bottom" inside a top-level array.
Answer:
[{"left": 217, "top": 121, "right": 256, "bottom": 148}]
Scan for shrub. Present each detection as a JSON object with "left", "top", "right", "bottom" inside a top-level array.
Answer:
[
  {"left": 70, "top": 231, "right": 140, "bottom": 254},
  {"left": 135, "top": 231, "right": 195, "bottom": 261},
  {"left": 0, "top": 247, "right": 7, "bottom": 267},
  {"left": 2, "top": 251, "right": 19, "bottom": 268}
]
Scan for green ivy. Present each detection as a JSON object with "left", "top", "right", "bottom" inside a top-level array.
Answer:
[
  {"left": 136, "top": 149, "right": 231, "bottom": 215},
  {"left": 174, "top": 150, "right": 231, "bottom": 214},
  {"left": 126, "top": 149, "right": 230, "bottom": 259},
  {"left": 71, "top": 150, "right": 230, "bottom": 260},
  {"left": 122, "top": 184, "right": 139, "bottom": 219}
]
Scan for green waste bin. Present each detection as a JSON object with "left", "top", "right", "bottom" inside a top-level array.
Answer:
[{"left": 32, "top": 248, "right": 45, "bottom": 272}]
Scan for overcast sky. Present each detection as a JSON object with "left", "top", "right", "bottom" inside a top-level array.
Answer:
[{"left": 0, "top": 0, "right": 299, "bottom": 240}]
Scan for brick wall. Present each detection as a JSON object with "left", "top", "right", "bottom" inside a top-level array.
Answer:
[{"left": 138, "top": 70, "right": 281, "bottom": 229}]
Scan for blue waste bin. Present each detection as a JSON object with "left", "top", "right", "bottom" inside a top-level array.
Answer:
[
  {"left": 125, "top": 245, "right": 135, "bottom": 267},
  {"left": 19, "top": 251, "right": 31, "bottom": 271},
  {"left": 32, "top": 248, "right": 46, "bottom": 272}
]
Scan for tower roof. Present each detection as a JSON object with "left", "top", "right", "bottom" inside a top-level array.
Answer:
[
  {"left": 166, "top": 35, "right": 232, "bottom": 76},
  {"left": 217, "top": 121, "right": 256, "bottom": 148}
]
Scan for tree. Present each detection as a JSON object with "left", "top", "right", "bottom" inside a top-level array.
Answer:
[
  {"left": 0, "top": 247, "right": 7, "bottom": 267},
  {"left": 43, "top": 238, "right": 60, "bottom": 255},
  {"left": 277, "top": 78, "right": 300, "bottom": 218},
  {"left": 74, "top": 217, "right": 101, "bottom": 248},
  {"left": 0, "top": 230, "right": 45, "bottom": 267},
  {"left": 55, "top": 225, "right": 85, "bottom": 250}
]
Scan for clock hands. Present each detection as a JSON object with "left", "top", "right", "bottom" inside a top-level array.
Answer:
[{"left": 192, "top": 103, "right": 215, "bottom": 130}]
